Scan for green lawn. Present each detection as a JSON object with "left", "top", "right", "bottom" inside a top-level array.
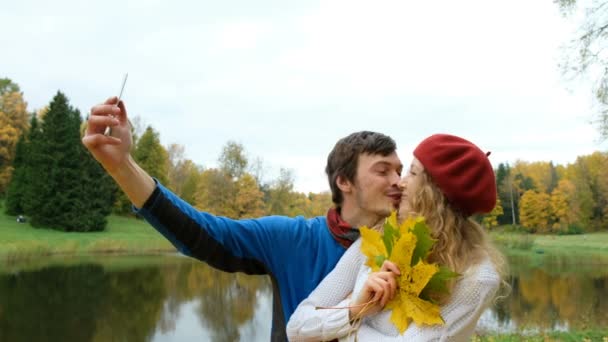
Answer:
[
  {"left": 3, "top": 205, "right": 608, "bottom": 265},
  {"left": 471, "top": 330, "right": 608, "bottom": 341},
  {"left": 490, "top": 229, "right": 608, "bottom": 263},
  {"left": 0, "top": 210, "right": 174, "bottom": 263}
]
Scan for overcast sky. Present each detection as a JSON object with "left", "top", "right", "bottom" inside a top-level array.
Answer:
[{"left": 3, "top": 0, "right": 606, "bottom": 193}]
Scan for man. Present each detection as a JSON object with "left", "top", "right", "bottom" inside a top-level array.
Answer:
[{"left": 82, "top": 97, "right": 403, "bottom": 341}]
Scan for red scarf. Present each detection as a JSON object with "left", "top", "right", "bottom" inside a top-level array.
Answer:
[{"left": 326, "top": 207, "right": 360, "bottom": 248}]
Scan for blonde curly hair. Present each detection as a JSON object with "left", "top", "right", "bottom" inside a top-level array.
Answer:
[{"left": 399, "top": 170, "right": 509, "bottom": 303}]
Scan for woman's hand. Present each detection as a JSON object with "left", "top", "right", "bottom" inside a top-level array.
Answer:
[{"left": 349, "top": 260, "right": 400, "bottom": 321}]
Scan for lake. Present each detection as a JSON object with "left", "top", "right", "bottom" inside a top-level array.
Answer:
[{"left": 0, "top": 253, "right": 606, "bottom": 341}]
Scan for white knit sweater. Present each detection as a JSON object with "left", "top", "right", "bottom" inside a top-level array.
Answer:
[{"left": 286, "top": 238, "right": 500, "bottom": 342}]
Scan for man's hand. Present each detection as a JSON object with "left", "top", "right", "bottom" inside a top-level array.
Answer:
[
  {"left": 82, "top": 96, "right": 155, "bottom": 208},
  {"left": 82, "top": 96, "right": 132, "bottom": 174}
]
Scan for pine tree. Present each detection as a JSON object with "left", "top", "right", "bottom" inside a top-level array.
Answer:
[
  {"left": 4, "top": 132, "right": 27, "bottom": 215},
  {"left": 26, "top": 92, "right": 113, "bottom": 231},
  {"left": 21, "top": 115, "right": 43, "bottom": 217}
]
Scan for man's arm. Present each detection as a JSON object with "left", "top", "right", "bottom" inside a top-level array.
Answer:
[
  {"left": 82, "top": 97, "right": 292, "bottom": 275},
  {"left": 82, "top": 96, "right": 155, "bottom": 207}
]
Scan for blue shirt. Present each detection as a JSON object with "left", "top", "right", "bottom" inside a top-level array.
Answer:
[{"left": 135, "top": 182, "right": 346, "bottom": 341}]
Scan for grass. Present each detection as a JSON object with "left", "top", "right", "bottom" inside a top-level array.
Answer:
[
  {"left": 0, "top": 209, "right": 175, "bottom": 263},
  {"left": 472, "top": 330, "right": 608, "bottom": 341},
  {"left": 490, "top": 228, "right": 608, "bottom": 264}
]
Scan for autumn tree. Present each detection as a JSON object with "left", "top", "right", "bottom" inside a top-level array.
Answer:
[
  {"left": 550, "top": 179, "right": 579, "bottom": 232},
  {"left": 482, "top": 197, "right": 504, "bottom": 228},
  {"left": 0, "top": 78, "right": 29, "bottom": 195},
  {"left": 195, "top": 168, "right": 236, "bottom": 217},
  {"left": 308, "top": 192, "right": 333, "bottom": 217},
  {"left": 568, "top": 152, "right": 608, "bottom": 230},
  {"left": 218, "top": 141, "right": 247, "bottom": 180},
  {"left": 265, "top": 168, "right": 297, "bottom": 216},
  {"left": 519, "top": 190, "right": 552, "bottom": 233},
  {"left": 233, "top": 173, "right": 265, "bottom": 218}
]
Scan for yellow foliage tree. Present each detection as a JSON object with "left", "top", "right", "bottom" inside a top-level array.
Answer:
[
  {"left": 512, "top": 161, "right": 554, "bottom": 193},
  {"left": 234, "top": 173, "right": 266, "bottom": 218},
  {"left": 482, "top": 197, "right": 503, "bottom": 228},
  {"left": 519, "top": 190, "right": 551, "bottom": 232},
  {"left": 0, "top": 91, "right": 28, "bottom": 194},
  {"left": 550, "top": 179, "right": 578, "bottom": 232}
]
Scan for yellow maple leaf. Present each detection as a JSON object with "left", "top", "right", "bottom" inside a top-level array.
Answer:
[
  {"left": 387, "top": 210, "right": 399, "bottom": 231},
  {"left": 360, "top": 226, "right": 388, "bottom": 272},
  {"left": 360, "top": 213, "right": 446, "bottom": 334}
]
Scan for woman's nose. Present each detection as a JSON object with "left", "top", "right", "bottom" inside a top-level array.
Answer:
[{"left": 398, "top": 178, "right": 406, "bottom": 190}]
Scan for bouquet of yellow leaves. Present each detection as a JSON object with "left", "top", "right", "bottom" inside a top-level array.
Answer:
[{"left": 359, "top": 211, "right": 459, "bottom": 334}]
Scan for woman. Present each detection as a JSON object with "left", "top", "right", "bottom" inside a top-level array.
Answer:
[{"left": 286, "top": 134, "right": 508, "bottom": 341}]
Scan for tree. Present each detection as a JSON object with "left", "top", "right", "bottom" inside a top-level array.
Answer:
[
  {"left": 0, "top": 80, "right": 29, "bottom": 195},
  {"left": 550, "top": 179, "right": 579, "bottom": 232},
  {"left": 568, "top": 152, "right": 608, "bottom": 230},
  {"left": 234, "top": 174, "right": 265, "bottom": 218},
  {"left": 265, "top": 168, "right": 296, "bottom": 216},
  {"left": 195, "top": 168, "right": 236, "bottom": 217},
  {"left": 496, "top": 163, "right": 518, "bottom": 225},
  {"left": 218, "top": 141, "right": 248, "bottom": 180},
  {"left": 4, "top": 132, "right": 27, "bottom": 215},
  {"left": 133, "top": 126, "right": 169, "bottom": 185},
  {"left": 519, "top": 190, "right": 552, "bottom": 233},
  {"left": 555, "top": 0, "right": 608, "bottom": 139},
  {"left": 482, "top": 197, "right": 504, "bottom": 228},
  {"left": 21, "top": 92, "right": 113, "bottom": 231}
]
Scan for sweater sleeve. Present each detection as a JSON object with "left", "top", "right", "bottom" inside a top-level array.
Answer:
[
  {"left": 350, "top": 260, "right": 500, "bottom": 342},
  {"left": 286, "top": 239, "right": 365, "bottom": 342},
  {"left": 134, "top": 181, "right": 300, "bottom": 275}
]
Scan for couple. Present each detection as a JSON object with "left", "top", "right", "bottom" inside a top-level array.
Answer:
[{"left": 83, "top": 97, "right": 506, "bottom": 341}]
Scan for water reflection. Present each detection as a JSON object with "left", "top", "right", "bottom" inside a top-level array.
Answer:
[
  {"left": 0, "top": 256, "right": 271, "bottom": 342},
  {"left": 0, "top": 254, "right": 606, "bottom": 341},
  {"left": 479, "top": 256, "right": 608, "bottom": 333}
]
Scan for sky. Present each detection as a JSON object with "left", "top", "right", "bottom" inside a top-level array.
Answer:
[{"left": 2, "top": 0, "right": 606, "bottom": 193}]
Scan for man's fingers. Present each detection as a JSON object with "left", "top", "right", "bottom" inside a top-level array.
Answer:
[
  {"left": 87, "top": 115, "right": 120, "bottom": 132},
  {"left": 104, "top": 96, "right": 119, "bottom": 105},
  {"left": 116, "top": 100, "right": 129, "bottom": 122},
  {"left": 82, "top": 133, "right": 122, "bottom": 149},
  {"left": 91, "top": 103, "right": 121, "bottom": 117}
]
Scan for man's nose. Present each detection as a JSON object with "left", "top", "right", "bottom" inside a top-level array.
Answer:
[
  {"left": 390, "top": 171, "right": 401, "bottom": 185},
  {"left": 398, "top": 177, "right": 406, "bottom": 190}
]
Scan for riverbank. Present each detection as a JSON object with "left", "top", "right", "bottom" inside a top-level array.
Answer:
[
  {"left": 0, "top": 210, "right": 175, "bottom": 263},
  {"left": 3, "top": 207, "right": 608, "bottom": 263},
  {"left": 472, "top": 330, "right": 608, "bottom": 341},
  {"left": 490, "top": 229, "right": 608, "bottom": 264}
]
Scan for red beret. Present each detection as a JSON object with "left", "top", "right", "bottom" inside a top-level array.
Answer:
[{"left": 413, "top": 134, "right": 497, "bottom": 216}]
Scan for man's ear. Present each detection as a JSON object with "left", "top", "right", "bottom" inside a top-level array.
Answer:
[{"left": 336, "top": 175, "right": 353, "bottom": 194}]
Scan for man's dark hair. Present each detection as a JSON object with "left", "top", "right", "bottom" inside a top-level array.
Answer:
[{"left": 325, "top": 131, "right": 397, "bottom": 206}]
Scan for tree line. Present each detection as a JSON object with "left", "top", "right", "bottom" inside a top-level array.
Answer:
[
  {"left": 485, "top": 156, "right": 608, "bottom": 233},
  {"left": 1, "top": 78, "right": 606, "bottom": 233},
  {"left": 0, "top": 78, "right": 332, "bottom": 232}
]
